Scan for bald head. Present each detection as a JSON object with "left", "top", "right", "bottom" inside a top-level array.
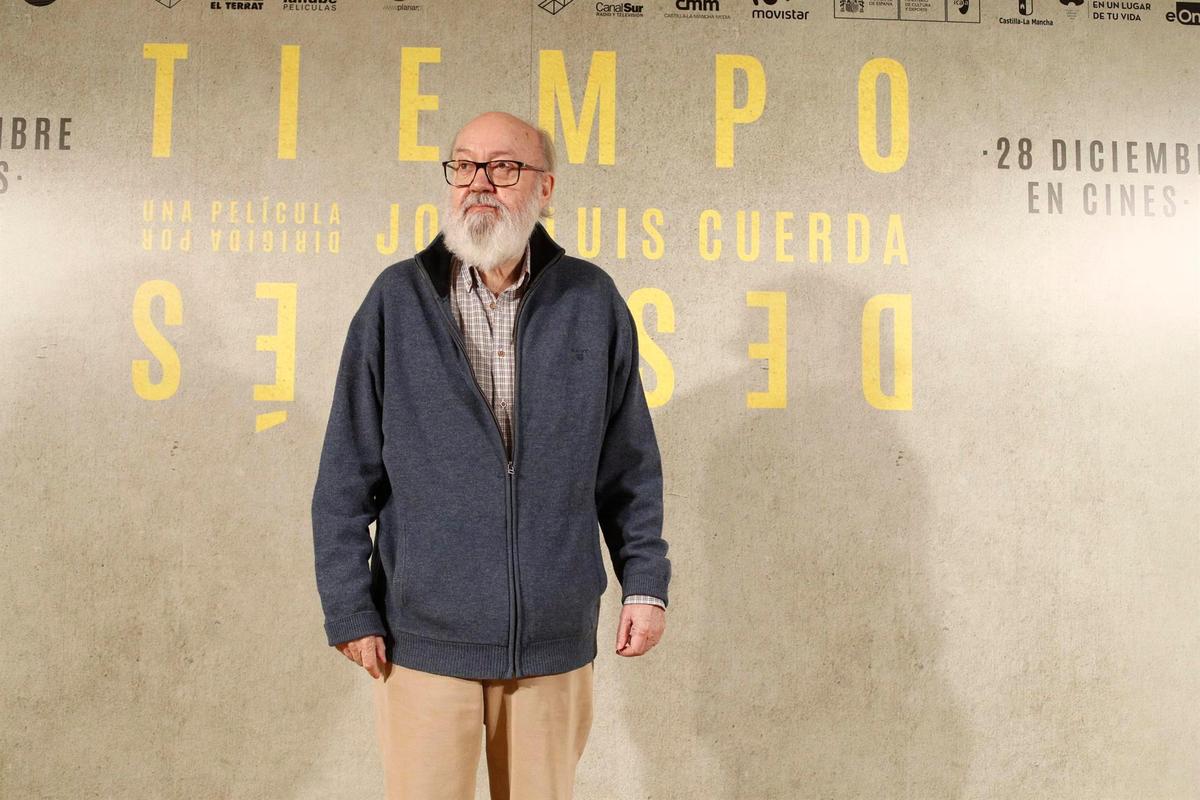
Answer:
[{"left": 448, "top": 111, "right": 557, "bottom": 180}]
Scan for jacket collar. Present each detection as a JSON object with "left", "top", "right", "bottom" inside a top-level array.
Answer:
[{"left": 416, "top": 220, "right": 566, "bottom": 300}]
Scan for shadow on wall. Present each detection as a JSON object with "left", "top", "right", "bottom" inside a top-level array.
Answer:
[
  {"left": 0, "top": 310, "right": 375, "bottom": 799},
  {"left": 0, "top": 271, "right": 969, "bottom": 800},
  {"left": 591, "top": 272, "right": 973, "bottom": 799}
]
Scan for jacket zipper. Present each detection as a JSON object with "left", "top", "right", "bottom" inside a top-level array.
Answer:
[
  {"left": 413, "top": 248, "right": 564, "bottom": 678},
  {"left": 507, "top": 254, "right": 560, "bottom": 677}
]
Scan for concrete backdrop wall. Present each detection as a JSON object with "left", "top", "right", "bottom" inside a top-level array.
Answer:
[{"left": 0, "top": 0, "right": 1196, "bottom": 798}]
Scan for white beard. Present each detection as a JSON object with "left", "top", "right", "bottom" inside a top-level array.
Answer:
[{"left": 440, "top": 187, "right": 543, "bottom": 272}]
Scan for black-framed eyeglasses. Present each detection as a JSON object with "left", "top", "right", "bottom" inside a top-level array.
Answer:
[{"left": 442, "top": 159, "right": 547, "bottom": 188}]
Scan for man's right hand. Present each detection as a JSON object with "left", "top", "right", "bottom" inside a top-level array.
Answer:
[{"left": 335, "top": 635, "right": 390, "bottom": 679}]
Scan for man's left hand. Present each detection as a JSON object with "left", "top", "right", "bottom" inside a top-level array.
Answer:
[{"left": 614, "top": 603, "right": 666, "bottom": 657}]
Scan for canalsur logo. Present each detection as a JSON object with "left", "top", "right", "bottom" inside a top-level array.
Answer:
[
  {"left": 594, "top": 1, "right": 644, "bottom": 17},
  {"left": 539, "top": 0, "right": 575, "bottom": 13}
]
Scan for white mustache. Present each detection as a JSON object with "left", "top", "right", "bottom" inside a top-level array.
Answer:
[{"left": 460, "top": 195, "right": 503, "bottom": 215}]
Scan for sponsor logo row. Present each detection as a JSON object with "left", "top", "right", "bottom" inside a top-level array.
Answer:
[{"left": 18, "top": 0, "right": 1200, "bottom": 25}]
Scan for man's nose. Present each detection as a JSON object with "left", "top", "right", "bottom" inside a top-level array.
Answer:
[{"left": 468, "top": 163, "right": 496, "bottom": 192}]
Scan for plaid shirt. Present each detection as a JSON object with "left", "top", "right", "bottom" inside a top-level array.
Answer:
[{"left": 448, "top": 243, "right": 665, "bottom": 611}]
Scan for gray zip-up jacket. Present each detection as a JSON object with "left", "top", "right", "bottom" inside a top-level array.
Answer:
[{"left": 311, "top": 221, "right": 672, "bottom": 680}]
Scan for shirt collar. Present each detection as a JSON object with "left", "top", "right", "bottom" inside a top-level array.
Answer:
[{"left": 454, "top": 241, "right": 532, "bottom": 296}]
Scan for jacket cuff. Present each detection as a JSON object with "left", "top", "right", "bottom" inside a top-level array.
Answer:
[
  {"left": 619, "top": 576, "right": 669, "bottom": 608},
  {"left": 324, "top": 609, "right": 385, "bottom": 647}
]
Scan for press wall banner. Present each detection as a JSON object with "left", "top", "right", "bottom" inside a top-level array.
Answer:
[{"left": 1, "top": 1, "right": 1197, "bottom": 798}]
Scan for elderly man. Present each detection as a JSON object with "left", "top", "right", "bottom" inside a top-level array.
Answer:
[{"left": 311, "top": 111, "right": 673, "bottom": 799}]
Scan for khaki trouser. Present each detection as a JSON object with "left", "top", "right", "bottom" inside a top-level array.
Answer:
[{"left": 372, "top": 659, "right": 594, "bottom": 800}]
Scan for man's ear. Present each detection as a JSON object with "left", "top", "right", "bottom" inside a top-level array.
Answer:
[{"left": 540, "top": 172, "right": 555, "bottom": 205}]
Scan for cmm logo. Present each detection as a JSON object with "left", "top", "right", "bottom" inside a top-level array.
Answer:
[{"left": 1166, "top": 0, "right": 1200, "bottom": 21}]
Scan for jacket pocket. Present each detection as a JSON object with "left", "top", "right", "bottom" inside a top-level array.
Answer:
[
  {"left": 392, "top": 506, "right": 511, "bottom": 646},
  {"left": 591, "top": 524, "right": 608, "bottom": 595},
  {"left": 391, "top": 521, "right": 406, "bottom": 607},
  {"left": 518, "top": 510, "right": 604, "bottom": 643}
]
